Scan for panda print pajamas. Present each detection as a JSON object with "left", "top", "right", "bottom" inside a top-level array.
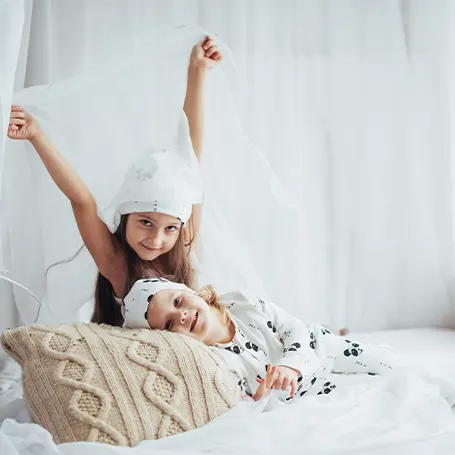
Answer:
[{"left": 213, "top": 291, "right": 398, "bottom": 402}]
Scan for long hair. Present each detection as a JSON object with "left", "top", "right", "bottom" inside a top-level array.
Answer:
[
  {"left": 198, "top": 284, "right": 231, "bottom": 326},
  {"left": 91, "top": 214, "right": 197, "bottom": 326}
]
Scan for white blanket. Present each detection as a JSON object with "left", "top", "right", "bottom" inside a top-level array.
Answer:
[{"left": 1, "top": 363, "right": 455, "bottom": 455}]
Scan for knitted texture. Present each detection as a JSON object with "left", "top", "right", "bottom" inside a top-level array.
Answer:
[{"left": 1, "top": 324, "right": 241, "bottom": 446}]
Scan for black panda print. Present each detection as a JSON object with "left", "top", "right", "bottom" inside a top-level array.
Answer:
[
  {"left": 267, "top": 320, "right": 277, "bottom": 333},
  {"left": 226, "top": 344, "right": 243, "bottom": 355},
  {"left": 237, "top": 377, "right": 248, "bottom": 392},
  {"left": 317, "top": 381, "right": 337, "bottom": 395},
  {"left": 214, "top": 294, "right": 397, "bottom": 405},
  {"left": 283, "top": 342, "right": 302, "bottom": 355},
  {"left": 309, "top": 331, "right": 316, "bottom": 349},
  {"left": 142, "top": 277, "right": 169, "bottom": 284},
  {"left": 344, "top": 339, "right": 364, "bottom": 357},
  {"left": 245, "top": 341, "right": 259, "bottom": 352},
  {"left": 245, "top": 340, "right": 267, "bottom": 358},
  {"left": 286, "top": 380, "right": 307, "bottom": 401},
  {"left": 296, "top": 377, "right": 317, "bottom": 398}
]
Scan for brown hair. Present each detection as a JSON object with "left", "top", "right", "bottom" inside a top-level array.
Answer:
[
  {"left": 91, "top": 214, "right": 197, "bottom": 326},
  {"left": 198, "top": 284, "right": 230, "bottom": 326}
]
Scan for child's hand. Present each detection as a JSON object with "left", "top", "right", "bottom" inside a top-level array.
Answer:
[
  {"left": 273, "top": 365, "right": 299, "bottom": 397},
  {"left": 7, "top": 105, "right": 41, "bottom": 141},
  {"left": 253, "top": 364, "right": 299, "bottom": 401},
  {"left": 189, "top": 35, "right": 223, "bottom": 71},
  {"left": 253, "top": 364, "right": 279, "bottom": 401}
]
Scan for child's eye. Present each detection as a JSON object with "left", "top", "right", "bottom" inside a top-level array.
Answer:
[
  {"left": 173, "top": 297, "right": 180, "bottom": 308},
  {"left": 140, "top": 220, "right": 152, "bottom": 227},
  {"left": 166, "top": 226, "right": 178, "bottom": 232},
  {"left": 164, "top": 320, "right": 172, "bottom": 331}
]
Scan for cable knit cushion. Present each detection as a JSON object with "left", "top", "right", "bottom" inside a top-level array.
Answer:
[{"left": 1, "top": 323, "right": 241, "bottom": 446}]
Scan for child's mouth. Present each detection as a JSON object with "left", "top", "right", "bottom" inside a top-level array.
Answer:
[
  {"left": 190, "top": 312, "right": 199, "bottom": 332},
  {"left": 141, "top": 244, "right": 160, "bottom": 251}
]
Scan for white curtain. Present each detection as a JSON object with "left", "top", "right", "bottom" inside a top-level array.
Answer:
[
  {"left": 1, "top": 0, "right": 454, "bottom": 332},
  {"left": 0, "top": 0, "right": 26, "bottom": 337}
]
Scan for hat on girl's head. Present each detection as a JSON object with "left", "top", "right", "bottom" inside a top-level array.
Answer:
[
  {"left": 100, "top": 110, "right": 203, "bottom": 232},
  {"left": 122, "top": 277, "right": 188, "bottom": 329}
]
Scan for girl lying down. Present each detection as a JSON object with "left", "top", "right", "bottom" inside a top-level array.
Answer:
[{"left": 120, "top": 278, "right": 399, "bottom": 402}]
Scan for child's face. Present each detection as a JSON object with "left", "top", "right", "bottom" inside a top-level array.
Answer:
[
  {"left": 125, "top": 212, "right": 182, "bottom": 261},
  {"left": 146, "top": 289, "right": 219, "bottom": 344}
]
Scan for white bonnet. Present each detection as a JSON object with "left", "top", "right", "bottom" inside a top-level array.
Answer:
[
  {"left": 122, "top": 277, "right": 188, "bottom": 329},
  {"left": 101, "top": 110, "right": 203, "bottom": 232}
]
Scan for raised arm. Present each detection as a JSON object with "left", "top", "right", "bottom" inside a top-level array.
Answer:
[
  {"left": 8, "top": 106, "right": 126, "bottom": 295},
  {"left": 183, "top": 61, "right": 207, "bottom": 161},
  {"left": 183, "top": 37, "right": 223, "bottom": 247},
  {"left": 184, "top": 36, "right": 222, "bottom": 159}
]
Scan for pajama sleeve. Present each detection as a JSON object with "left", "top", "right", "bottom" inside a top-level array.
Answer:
[{"left": 258, "top": 296, "right": 323, "bottom": 380}]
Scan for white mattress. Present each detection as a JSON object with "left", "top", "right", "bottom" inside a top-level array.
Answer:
[
  {"left": 1, "top": 327, "right": 455, "bottom": 455},
  {"left": 355, "top": 327, "right": 455, "bottom": 377}
]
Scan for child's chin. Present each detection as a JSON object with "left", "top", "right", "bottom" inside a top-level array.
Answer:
[{"left": 135, "top": 247, "right": 162, "bottom": 261}]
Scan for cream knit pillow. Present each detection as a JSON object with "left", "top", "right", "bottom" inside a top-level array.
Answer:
[{"left": 1, "top": 323, "right": 241, "bottom": 446}]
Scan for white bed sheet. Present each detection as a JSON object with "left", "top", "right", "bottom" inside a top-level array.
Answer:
[
  {"left": 355, "top": 327, "right": 455, "bottom": 377},
  {"left": 1, "top": 328, "right": 455, "bottom": 455}
]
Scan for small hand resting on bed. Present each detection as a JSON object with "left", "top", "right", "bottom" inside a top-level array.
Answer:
[{"left": 253, "top": 364, "right": 300, "bottom": 401}]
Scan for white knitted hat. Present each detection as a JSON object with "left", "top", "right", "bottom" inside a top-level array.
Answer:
[
  {"left": 101, "top": 110, "right": 203, "bottom": 232},
  {"left": 122, "top": 278, "right": 188, "bottom": 329}
]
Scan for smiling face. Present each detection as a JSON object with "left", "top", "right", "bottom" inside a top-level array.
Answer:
[
  {"left": 125, "top": 212, "right": 182, "bottom": 261},
  {"left": 145, "top": 288, "right": 228, "bottom": 345}
]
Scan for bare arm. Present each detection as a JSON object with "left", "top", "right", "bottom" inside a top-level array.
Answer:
[
  {"left": 184, "top": 65, "right": 207, "bottom": 160},
  {"left": 183, "top": 37, "right": 223, "bottom": 245},
  {"left": 9, "top": 106, "right": 126, "bottom": 295},
  {"left": 183, "top": 65, "right": 205, "bottom": 250},
  {"left": 29, "top": 131, "right": 93, "bottom": 206}
]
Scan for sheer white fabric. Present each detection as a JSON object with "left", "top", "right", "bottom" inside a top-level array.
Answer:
[
  {"left": 3, "top": 24, "right": 300, "bottom": 324},
  {"left": 0, "top": 0, "right": 23, "bottom": 263},
  {"left": 0, "top": 0, "right": 25, "bottom": 336},
  {"left": 0, "top": 0, "right": 454, "bottom": 331}
]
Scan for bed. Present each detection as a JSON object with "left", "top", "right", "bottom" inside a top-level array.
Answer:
[{"left": 1, "top": 327, "right": 455, "bottom": 455}]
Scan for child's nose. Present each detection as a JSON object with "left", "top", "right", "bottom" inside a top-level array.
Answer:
[{"left": 148, "top": 231, "right": 164, "bottom": 248}]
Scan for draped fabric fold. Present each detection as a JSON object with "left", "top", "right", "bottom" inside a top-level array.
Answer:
[
  {"left": 0, "top": 0, "right": 25, "bottom": 268},
  {"left": 1, "top": 1, "right": 454, "bottom": 330},
  {"left": 3, "top": 25, "right": 301, "bottom": 324}
]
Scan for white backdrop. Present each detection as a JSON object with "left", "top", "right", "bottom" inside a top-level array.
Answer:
[{"left": 1, "top": 0, "right": 455, "bottom": 333}]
